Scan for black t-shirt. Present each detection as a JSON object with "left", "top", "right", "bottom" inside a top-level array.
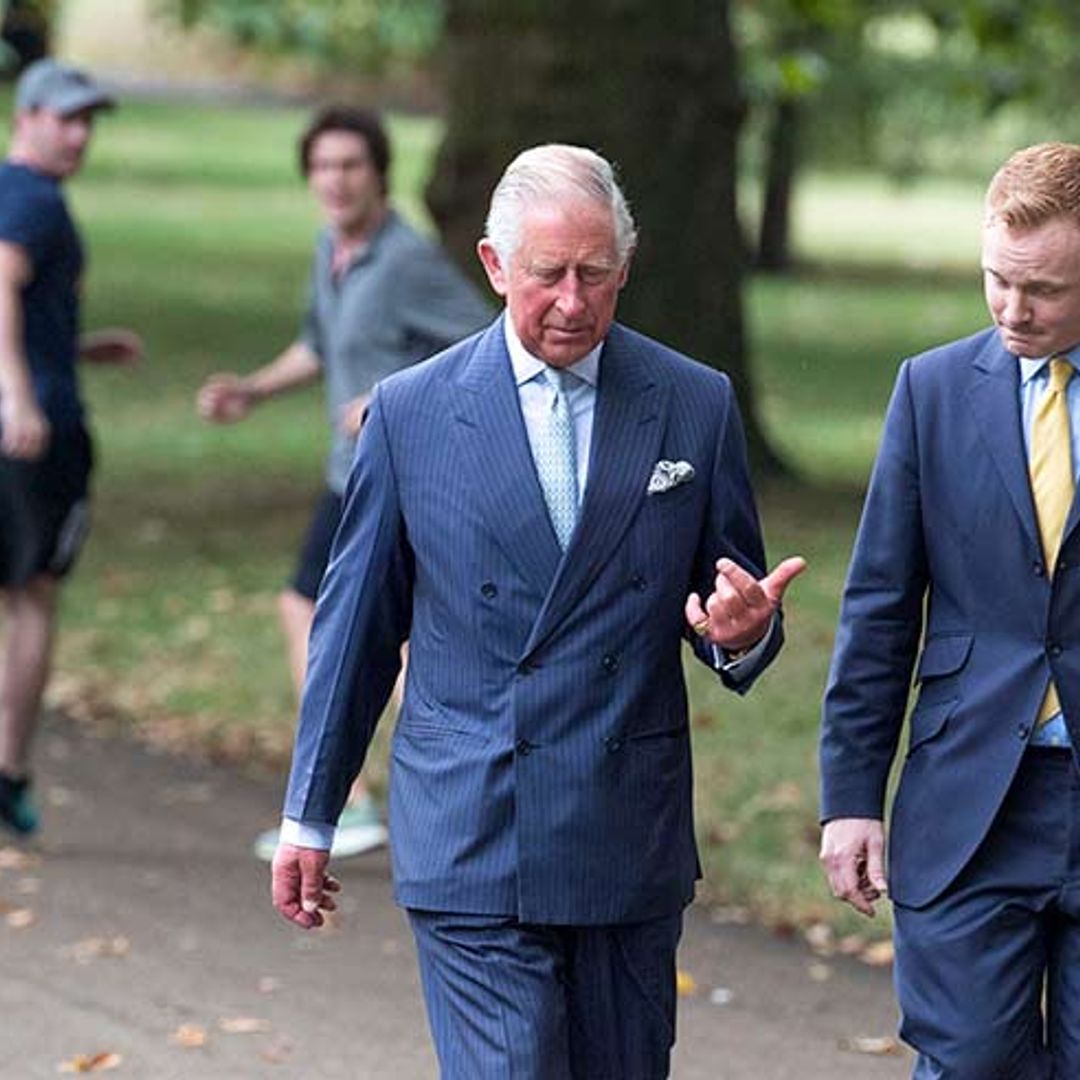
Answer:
[{"left": 0, "top": 161, "right": 84, "bottom": 429}]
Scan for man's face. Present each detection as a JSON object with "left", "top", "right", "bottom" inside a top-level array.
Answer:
[
  {"left": 983, "top": 215, "right": 1080, "bottom": 358},
  {"left": 17, "top": 107, "right": 94, "bottom": 178},
  {"left": 477, "top": 200, "right": 630, "bottom": 367},
  {"left": 306, "top": 130, "right": 385, "bottom": 236}
]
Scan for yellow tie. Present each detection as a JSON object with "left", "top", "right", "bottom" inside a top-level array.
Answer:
[{"left": 1031, "top": 356, "right": 1075, "bottom": 724}]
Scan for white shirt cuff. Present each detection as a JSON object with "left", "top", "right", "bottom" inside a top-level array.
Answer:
[
  {"left": 280, "top": 817, "right": 334, "bottom": 851},
  {"left": 713, "top": 614, "right": 777, "bottom": 672}
]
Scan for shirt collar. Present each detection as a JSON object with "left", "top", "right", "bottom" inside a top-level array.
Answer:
[
  {"left": 1019, "top": 346, "right": 1080, "bottom": 386},
  {"left": 327, "top": 208, "right": 396, "bottom": 271},
  {"left": 502, "top": 313, "right": 602, "bottom": 388}
]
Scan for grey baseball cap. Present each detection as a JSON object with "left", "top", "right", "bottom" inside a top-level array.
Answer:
[{"left": 14, "top": 59, "right": 115, "bottom": 116}]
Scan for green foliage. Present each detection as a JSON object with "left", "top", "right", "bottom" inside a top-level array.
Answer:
[{"left": 162, "top": 0, "right": 445, "bottom": 72}]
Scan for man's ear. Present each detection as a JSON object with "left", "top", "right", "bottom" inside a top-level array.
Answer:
[{"left": 476, "top": 238, "right": 509, "bottom": 298}]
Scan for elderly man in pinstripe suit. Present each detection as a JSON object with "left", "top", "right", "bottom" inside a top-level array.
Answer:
[{"left": 271, "top": 143, "right": 805, "bottom": 1079}]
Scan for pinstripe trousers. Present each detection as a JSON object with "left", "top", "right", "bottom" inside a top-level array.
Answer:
[{"left": 408, "top": 909, "right": 683, "bottom": 1079}]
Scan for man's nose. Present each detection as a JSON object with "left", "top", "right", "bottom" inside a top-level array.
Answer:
[
  {"left": 1001, "top": 289, "right": 1029, "bottom": 325},
  {"left": 555, "top": 276, "right": 586, "bottom": 316}
]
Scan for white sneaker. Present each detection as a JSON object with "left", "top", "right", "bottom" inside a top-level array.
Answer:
[
  {"left": 251, "top": 799, "right": 388, "bottom": 862},
  {"left": 331, "top": 803, "right": 389, "bottom": 858}
]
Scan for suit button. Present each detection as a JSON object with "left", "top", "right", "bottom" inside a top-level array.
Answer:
[
  {"left": 1018, "top": 723, "right": 1031, "bottom": 740},
  {"left": 631, "top": 574, "right": 648, "bottom": 592},
  {"left": 480, "top": 582, "right": 498, "bottom": 599},
  {"left": 605, "top": 736, "right": 623, "bottom": 753},
  {"left": 1034, "top": 561, "right": 1046, "bottom": 577},
  {"left": 516, "top": 738, "right": 533, "bottom": 756},
  {"left": 601, "top": 654, "right": 620, "bottom": 673},
  {"left": 1049, "top": 642, "right": 1064, "bottom": 658},
  {"left": 1060, "top": 558, "right": 1070, "bottom": 571}
]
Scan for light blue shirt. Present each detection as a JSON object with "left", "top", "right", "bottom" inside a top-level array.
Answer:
[
  {"left": 1019, "top": 349, "right": 1080, "bottom": 748},
  {"left": 503, "top": 315, "right": 599, "bottom": 500}
]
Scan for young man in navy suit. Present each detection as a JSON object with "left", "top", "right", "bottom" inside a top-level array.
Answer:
[
  {"left": 822, "top": 142, "right": 1080, "bottom": 1077},
  {"left": 272, "top": 143, "right": 804, "bottom": 1078}
]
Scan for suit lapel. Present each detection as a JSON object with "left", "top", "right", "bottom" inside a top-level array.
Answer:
[
  {"left": 524, "top": 324, "right": 668, "bottom": 655},
  {"left": 967, "top": 338, "right": 1041, "bottom": 554},
  {"left": 451, "top": 320, "right": 562, "bottom": 595}
]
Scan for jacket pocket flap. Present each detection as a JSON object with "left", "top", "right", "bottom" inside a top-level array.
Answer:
[
  {"left": 907, "top": 698, "right": 957, "bottom": 752},
  {"left": 916, "top": 633, "right": 973, "bottom": 682}
]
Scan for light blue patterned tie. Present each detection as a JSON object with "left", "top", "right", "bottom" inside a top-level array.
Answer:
[{"left": 534, "top": 367, "right": 579, "bottom": 549}]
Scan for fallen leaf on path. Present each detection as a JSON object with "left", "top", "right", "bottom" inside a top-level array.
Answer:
[
  {"left": 260, "top": 1037, "right": 294, "bottom": 1064},
  {"left": 57, "top": 1051, "right": 123, "bottom": 1072},
  {"left": 807, "top": 962, "right": 833, "bottom": 983},
  {"left": 0, "top": 847, "right": 39, "bottom": 871},
  {"left": 708, "top": 987, "right": 735, "bottom": 1006},
  {"left": 6, "top": 907, "right": 35, "bottom": 929},
  {"left": 169, "top": 1024, "right": 208, "bottom": 1048},
  {"left": 837, "top": 934, "right": 867, "bottom": 955},
  {"left": 709, "top": 905, "right": 750, "bottom": 925},
  {"left": 860, "top": 940, "right": 895, "bottom": 967},
  {"left": 676, "top": 970, "right": 698, "bottom": 997},
  {"left": 803, "top": 922, "right": 834, "bottom": 955},
  {"left": 62, "top": 936, "right": 131, "bottom": 964},
  {"left": 159, "top": 783, "right": 214, "bottom": 806},
  {"left": 218, "top": 1017, "right": 271, "bottom": 1035},
  {"left": 839, "top": 1035, "right": 903, "bottom": 1057}
]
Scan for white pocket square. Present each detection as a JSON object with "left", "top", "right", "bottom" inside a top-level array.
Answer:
[{"left": 647, "top": 459, "right": 695, "bottom": 495}]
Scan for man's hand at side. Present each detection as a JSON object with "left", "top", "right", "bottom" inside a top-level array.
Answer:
[
  {"left": 271, "top": 843, "right": 341, "bottom": 930},
  {"left": 0, "top": 387, "right": 49, "bottom": 460},
  {"left": 819, "top": 817, "right": 888, "bottom": 917}
]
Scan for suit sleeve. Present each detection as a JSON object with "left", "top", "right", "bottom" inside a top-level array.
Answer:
[
  {"left": 820, "top": 359, "right": 928, "bottom": 822},
  {"left": 689, "top": 375, "right": 783, "bottom": 693},
  {"left": 283, "top": 390, "right": 413, "bottom": 827}
]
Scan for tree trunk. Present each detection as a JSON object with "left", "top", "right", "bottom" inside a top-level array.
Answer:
[
  {"left": 426, "top": 0, "right": 786, "bottom": 475},
  {"left": 1, "top": 0, "right": 54, "bottom": 72},
  {"left": 756, "top": 97, "right": 800, "bottom": 273}
]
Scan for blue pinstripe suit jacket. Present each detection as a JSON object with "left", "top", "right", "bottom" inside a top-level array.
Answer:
[{"left": 285, "top": 317, "right": 781, "bottom": 925}]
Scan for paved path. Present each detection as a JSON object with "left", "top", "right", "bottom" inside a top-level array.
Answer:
[{"left": 0, "top": 716, "right": 909, "bottom": 1078}]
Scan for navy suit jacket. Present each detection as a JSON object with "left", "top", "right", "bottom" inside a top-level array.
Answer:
[
  {"left": 821, "top": 327, "right": 1080, "bottom": 908},
  {"left": 285, "top": 317, "right": 780, "bottom": 925}
]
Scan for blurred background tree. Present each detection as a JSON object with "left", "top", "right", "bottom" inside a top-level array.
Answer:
[
  {"left": 1, "top": 0, "right": 56, "bottom": 70},
  {"left": 152, "top": 0, "right": 1080, "bottom": 473},
  {"left": 167, "top": 0, "right": 443, "bottom": 75}
]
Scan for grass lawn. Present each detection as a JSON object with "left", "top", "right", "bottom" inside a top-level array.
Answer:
[{"left": 35, "top": 95, "right": 991, "bottom": 936}]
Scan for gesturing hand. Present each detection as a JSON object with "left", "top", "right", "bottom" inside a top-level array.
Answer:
[
  {"left": 196, "top": 374, "right": 252, "bottom": 424},
  {"left": 271, "top": 843, "right": 341, "bottom": 930},
  {"left": 684, "top": 555, "right": 806, "bottom": 651}
]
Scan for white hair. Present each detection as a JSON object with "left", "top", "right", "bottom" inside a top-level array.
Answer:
[{"left": 484, "top": 144, "right": 638, "bottom": 264}]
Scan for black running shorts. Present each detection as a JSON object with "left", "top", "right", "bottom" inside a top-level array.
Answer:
[
  {"left": 0, "top": 422, "right": 92, "bottom": 587},
  {"left": 290, "top": 488, "right": 344, "bottom": 602}
]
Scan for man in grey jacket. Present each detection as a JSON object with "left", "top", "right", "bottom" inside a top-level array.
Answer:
[{"left": 197, "top": 105, "right": 489, "bottom": 860}]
